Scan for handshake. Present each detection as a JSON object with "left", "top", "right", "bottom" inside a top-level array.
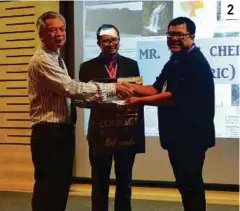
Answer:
[
  {"left": 75, "top": 82, "right": 142, "bottom": 109},
  {"left": 115, "top": 83, "right": 141, "bottom": 106},
  {"left": 115, "top": 83, "right": 136, "bottom": 98}
]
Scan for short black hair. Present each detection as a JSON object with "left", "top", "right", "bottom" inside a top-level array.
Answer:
[
  {"left": 96, "top": 24, "right": 120, "bottom": 40},
  {"left": 168, "top": 17, "right": 196, "bottom": 35}
]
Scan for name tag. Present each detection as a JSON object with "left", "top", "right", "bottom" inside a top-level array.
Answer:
[{"left": 162, "top": 80, "right": 167, "bottom": 92}]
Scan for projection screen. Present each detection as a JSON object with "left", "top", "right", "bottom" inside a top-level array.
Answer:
[{"left": 73, "top": 0, "right": 239, "bottom": 185}]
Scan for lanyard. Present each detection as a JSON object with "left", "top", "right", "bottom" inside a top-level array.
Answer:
[{"left": 105, "top": 63, "right": 118, "bottom": 78}]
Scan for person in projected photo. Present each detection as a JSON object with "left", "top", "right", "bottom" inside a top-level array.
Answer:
[
  {"left": 79, "top": 24, "right": 145, "bottom": 211},
  {"left": 124, "top": 17, "right": 215, "bottom": 211},
  {"left": 28, "top": 12, "right": 132, "bottom": 211}
]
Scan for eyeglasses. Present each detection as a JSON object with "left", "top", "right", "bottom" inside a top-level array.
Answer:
[
  {"left": 166, "top": 32, "right": 191, "bottom": 39},
  {"left": 100, "top": 38, "right": 119, "bottom": 45},
  {"left": 47, "top": 27, "right": 66, "bottom": 34}
]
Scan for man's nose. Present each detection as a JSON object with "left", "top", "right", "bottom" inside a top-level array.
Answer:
[
  {"left": 109, "top": 41, "right": 114, "bottom": 46},
  {"left": 172, "top": 36, "right": 178, "bottom": 41}
]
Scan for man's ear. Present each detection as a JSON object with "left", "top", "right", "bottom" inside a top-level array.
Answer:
[
  {"left": 97, "top": 41, "right": 100, "bottom": 47},
  {"left": 190, "top": 34, "right": 195, "bottom": 40}
]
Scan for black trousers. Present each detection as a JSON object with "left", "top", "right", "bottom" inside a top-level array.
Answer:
[
  {"left": 30, "top": 123, "right": 75, "bottom": 211},
  {"left": 89, "top": 147, "right": 136, "bottom": 211},
  {"left": 168, "top": 145, "right": 206, "bottom": 211}
]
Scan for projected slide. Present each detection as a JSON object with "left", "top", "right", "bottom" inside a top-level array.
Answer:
[{"left": 82, "top": 0, "right": 240, "bottom": 138}]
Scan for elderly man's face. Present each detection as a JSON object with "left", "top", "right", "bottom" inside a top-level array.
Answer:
[{"left": 41, "top": 17, "right": 66, "bottom": 51}]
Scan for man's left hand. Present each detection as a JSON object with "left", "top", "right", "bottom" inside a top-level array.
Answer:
[
  {"left": 125, "top": 97, "right": 142, "bottom": 108},
  {"left": 116, "top": 83, "right": 133, "bottom": 98}
]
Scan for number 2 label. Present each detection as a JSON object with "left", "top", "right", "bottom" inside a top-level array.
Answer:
[
  {"left": 221, "top": 0, "right": 240, "bottom": 20},
  {"left": 227, "top": 4, "right": 234, "bottom": 15}
]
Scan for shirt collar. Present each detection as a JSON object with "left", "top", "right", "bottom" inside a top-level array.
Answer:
[
  {"left": 187, "top": 43, "right": 196, "bottom": 53},
  {"left": 170, "top": 43, "right": 196, "bottom": 62},
  {"left": 100, "top": 53, "right": 119, "bottom": 65},
  {"left": 40, "top": 43, "right": 60, "bottom": 58}
]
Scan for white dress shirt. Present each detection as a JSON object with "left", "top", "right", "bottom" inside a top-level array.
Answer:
[{"left": 28, "top": 44, "right": 116, "bottom": 125}]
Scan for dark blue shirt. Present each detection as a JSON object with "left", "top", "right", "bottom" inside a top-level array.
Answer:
[{"left": 153, "top": 47, "right": 215, "bottom": 149}]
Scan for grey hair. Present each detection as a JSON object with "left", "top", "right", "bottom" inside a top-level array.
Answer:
[{"left": 36, "top": 11, "right": 66, "bottom": 37}]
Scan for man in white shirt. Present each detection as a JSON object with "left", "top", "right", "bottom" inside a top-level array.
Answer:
[{"left": 28, "top": 11, "right": 132, "bottom": 211}]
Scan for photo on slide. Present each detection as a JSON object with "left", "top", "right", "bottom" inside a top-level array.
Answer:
[
  {"left": 85, "top": 1, "right": 142, "bottom": 37},
  {"left": 231, "top": 84, "right": 239, "bottom": 106},
  {"left": 141, "top": 1, "right": 173, "bottom": 37}
]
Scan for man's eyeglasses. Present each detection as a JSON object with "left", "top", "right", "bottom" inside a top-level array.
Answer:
[
  {"left": 100, "top": 38, "right": 119, "bottom": 45},
  {"left": 166, "top": 32, "right": 191, "bottom": 39},
  {"left": 48, "top": 27, "right": 66, "bottom": 34}
]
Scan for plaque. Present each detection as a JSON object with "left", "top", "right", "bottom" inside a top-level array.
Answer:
[
  {"left": 75, "top": 76, "right": 143, "bottom": 108},
  {"left": 81, "top": 76, "right": 145, "bottom": 155}
]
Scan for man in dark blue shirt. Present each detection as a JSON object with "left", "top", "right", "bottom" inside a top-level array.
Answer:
[{"left": 125, "top": 17, "right": 215, "bottom": 211}]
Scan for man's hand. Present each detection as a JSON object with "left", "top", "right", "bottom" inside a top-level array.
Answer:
[
  {"left": 121, "top": 82, "right": 138, "bottom": 94},
  {"left": 115, "top": 83, "right": 133, "bottom": 98},
  {"left": 125, "top": 96, "right": 142, "bottom": 108}
]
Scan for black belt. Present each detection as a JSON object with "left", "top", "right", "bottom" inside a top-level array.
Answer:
[{"left": 32, "top": 122, "right": 74, "bottom": 130}]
